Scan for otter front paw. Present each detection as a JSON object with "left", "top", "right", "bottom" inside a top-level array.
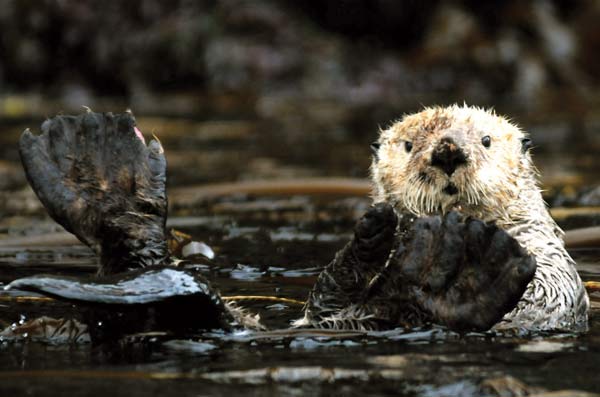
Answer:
[
  {"left": 389, "top": 211, "right": 536, "bottom": 331},
  {"left": 352, "top": 202, "right": 398, "bottom": 263}
]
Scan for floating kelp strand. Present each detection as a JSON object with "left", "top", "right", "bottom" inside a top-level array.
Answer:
[{"left": 221, "top": 296, "right": 304, "bottom": 305}]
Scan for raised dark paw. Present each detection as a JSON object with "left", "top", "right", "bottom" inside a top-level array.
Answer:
[
  {"left": 352, "top": 202, "right": 398, "bottom": 262},
  {"left": 19, "top": 111, "right": 169, "bottom": 274},
  {"left": 387, "top": 211, "right": 537, "bottom": 331}
]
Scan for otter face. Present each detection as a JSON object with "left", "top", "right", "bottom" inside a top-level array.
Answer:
[{"left": 371, "top": 105, "right": 535, "bottom": 221}]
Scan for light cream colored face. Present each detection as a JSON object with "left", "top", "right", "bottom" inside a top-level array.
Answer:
[{"left": 371, "top": 105, "right": 534, "bottom": 219}]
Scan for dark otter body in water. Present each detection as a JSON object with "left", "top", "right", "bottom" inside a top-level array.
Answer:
[{"left": 7, "top": 107, "right": 575, "bottom": 341}]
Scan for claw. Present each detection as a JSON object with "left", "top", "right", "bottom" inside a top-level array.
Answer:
[
  {"left": 151, "top": 133, "right": 164, "bottom": 154},
  {"left": 20, "top": 128, "right": 34, "bottom": 143},
  {"left": 82, "top": 105, "right": 92, "bottom": 113}
]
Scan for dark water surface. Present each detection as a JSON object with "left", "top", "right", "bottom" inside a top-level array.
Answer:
[{"left": 1, "top": 112, "right": 599, "bottom": 396}]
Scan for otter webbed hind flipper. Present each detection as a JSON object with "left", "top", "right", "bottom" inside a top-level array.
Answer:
[
  {"left": 19, "top": 111, "right": 169, "bottom": 274},
  {"left": 5, "top": 267, "right": 237, "bottom": 339},
  {"left": 14, "top": 111, "right": 258, "bottom": 338}
]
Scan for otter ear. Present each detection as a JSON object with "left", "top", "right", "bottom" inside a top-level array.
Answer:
[
  {"left": 521, "top": 138, "right": 532, "bottom": 154},
  {"left": 371, "top": 142, "right": 381, "bottom": 160}
]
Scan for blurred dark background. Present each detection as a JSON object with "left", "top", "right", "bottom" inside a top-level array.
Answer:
[
  {"left": 2, "top": 0, "right": 600, "bottom": 118},
  {"left": 0, "top": 0, "right": 599, "bottom": 209}
]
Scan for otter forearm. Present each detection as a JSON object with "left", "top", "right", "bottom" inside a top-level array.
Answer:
[
  {"left": 301, "top": 240, "right": 392, "bottom": 326},
  {"left": 297, "top": 204, "right": 398, "bottom": 329}
]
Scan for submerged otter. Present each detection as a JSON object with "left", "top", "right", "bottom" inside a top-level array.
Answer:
[
  {"left": 5, "top": 105, "right": 586, "bottom": 339},
  {"left": 299, "top": 105, "right": 588, "bottom": 332}
]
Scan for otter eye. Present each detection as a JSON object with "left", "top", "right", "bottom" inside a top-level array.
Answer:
[
  {"left": 370, "top": 142, "right": 380, "bottom": 160},
  {"left": 521, "top": 138, "right": 532, "bottom": 153},
  {"left": 404, "top": 141, "right": 413, "bottom": 153},
  {"left": 481, "top": 135, "right": 491, "bottom": 148},
  {"left": 370, "top": 142, "right": 380, "bottom": 153}
]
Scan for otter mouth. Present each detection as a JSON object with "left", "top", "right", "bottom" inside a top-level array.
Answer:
[{"left": 443, "top": 182, "right": 458, "bottom": 195}]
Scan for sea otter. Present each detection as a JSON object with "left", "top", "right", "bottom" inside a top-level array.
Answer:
[
  {"left": 299, "top": 105, "right": 588, "bottom": 332},
  {"left": 4, "top": 105, "right": 585, "bottom": 340}
]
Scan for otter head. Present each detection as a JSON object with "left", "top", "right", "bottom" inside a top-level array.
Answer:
[{"left": 371, "top": 105, "right": 537, "bottom": 223}]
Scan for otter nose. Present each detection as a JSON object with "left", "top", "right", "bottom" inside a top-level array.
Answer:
[{"left": 431, "top": 137, "right": 467, "bottom": 176}]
